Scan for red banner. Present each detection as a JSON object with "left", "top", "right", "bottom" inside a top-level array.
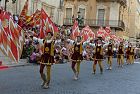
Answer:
[
  {"left": 71, "top": 20, "right": 80, "bottom": 40},
  {"left": 0, "top": 11, "right": 25, "bottom": 63},
  {"left": 26, "top": 9, "right": 41, "bottom": 26},
  {"left": 96, "top": 27, "right": 106, "bottom": 39},
  {"left": 19, "top": 0, "right": 29, "bottom": 27},
  {"left": 40, "top": 9, "right": 58, "bottom": 39},
  {"left": 105, "top": 26, "right": 111, "bottom": 34},
  {"left": 81, "top": 25, "right": 95, "bottom": 41}
]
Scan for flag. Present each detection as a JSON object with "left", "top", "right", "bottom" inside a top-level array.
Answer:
[
  {"left": 110, "top": 34, "right": 120, "bottom": 43},
  {"left": 117, "top": 37, "right": 123, "bottom": 43},
  {"left": 26, "top": 9, "right": 41, "bottom": 26},
  {"left": 40, "top": 9, "right": 58, "bottom": 39},
  {"left": 96, "top": 26, "right": 111, "bottom": 41},
  {"left": 71, "top": 20, "right": 80, "bottom": 40},
  {"left": 0, "top": 11, "right": 25, "bottom": 63},
  {"left": 110, "top": 34, "right": 117, "bottom": 40},
  {"left": 105, "top": 26, "right": 111, "bottom": 34},
  {"left": 19, "top": 0, "right": 29, "bottom": 27},
  {"left": 81, "top": 25, "right": 95, "bottom": 41},
  {"left": 32, "top": 10, "right": 41, "bottom": 26},
  {"left": 96, "top": 27, "right": 105, "bottom": 39}
]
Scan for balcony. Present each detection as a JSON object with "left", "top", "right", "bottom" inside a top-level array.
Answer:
[
  {"left": 96, "top": 0, "right": 126, "bottom": 2},
  {"left": 96, "top": 0, "right": 127, "bottom": 6},
  {"left": 65, "top": 0, "right": 88, "bottom": 1},
  {"left": 65, "top": 0, "right": 75, "bottom": 1},
  {"left": 63, "top": 18, "right": 125, "bottom": 31},
  {"left": 77, "top": 0, "right": 88, "bottom": 1},
  {"left": 136, "top": 34, "right": 140, "bottom": 39}
]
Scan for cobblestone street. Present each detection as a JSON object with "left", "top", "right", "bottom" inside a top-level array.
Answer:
[
  {"left": 0, "top": 0, "right": 140, "bottom": 94},
  {"left": 0, "top": 59, "right": 140, "bottom": 94}
]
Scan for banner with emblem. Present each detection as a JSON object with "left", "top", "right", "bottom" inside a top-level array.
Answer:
[
  {"left": 40, "top": 9, "right": 59, "bottom": 39},
  {"left": 0, "top": 11, "right": 25, "bottom": 63}
]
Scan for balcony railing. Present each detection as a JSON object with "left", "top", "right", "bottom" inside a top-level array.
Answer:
[
  {"left": 63, "top": 18, "right": 125, "bottom": 31},
  {"left": 96, "top": 0, "right": 126, "bottom": 3},
  {"left": 136, "top": 34, "right": 140, "bottom": 39},
  {"left": 96, "top": 0, "right": 127, "bottom": 6},
  {"left": 65, "top": 0, "right": 88, "bottom": 1}
]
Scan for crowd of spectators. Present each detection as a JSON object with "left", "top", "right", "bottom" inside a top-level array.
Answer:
[
  {"left": 20, "top": 25, "right": 140, "bottom": 64},
  {"left": 20, "top": 25, "right": 74, "bottom": 64}
]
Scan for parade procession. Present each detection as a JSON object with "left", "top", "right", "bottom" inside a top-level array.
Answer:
[{"left": 0, "top": 0, "right": 140, "bottom": 94}]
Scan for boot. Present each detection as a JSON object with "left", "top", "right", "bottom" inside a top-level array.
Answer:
[
  {"left": 43, "top": 80, "right": 50, "bottom": 89},
  {"left": 73, "top": 72, "right": 78, "bottom": 80},
  {"left": 41, "top": 74, "right": 47, "bottom": 87},
  {"left": 100, "top": 68, "right": 103, "bottom": 74}
]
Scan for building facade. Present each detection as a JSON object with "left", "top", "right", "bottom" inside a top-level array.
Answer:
[
  {"left": 0, "top": 0, "right": 64, "bottom": 25},
  {"left": 63, "top": 0, "right": 127, "bottom": 37},
  {"left": 96, "top": 0, "right": 126, "bottom": 35},
  {"left": 64, "top": 0, "right": 96, "bottom": 20},
  {"left": 127, "top": 0, "right": 140, "bottom": 39},
  {"left": 30, "top": 0, "right": 64, "bottom": 25}
]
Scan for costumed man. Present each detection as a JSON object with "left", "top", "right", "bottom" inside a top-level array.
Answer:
[
  {"left": 106, "top": 40, "right": 114, "bottom": 70},
  {"left": 71, "top": 36, "right": 83, "bottom": 80},
  {"left": 126, "top": 42, "right": 132, "bottom": 65},
  {"left": 93, "top": 38, "right": 104, "bottom": 74},
  {"left": 117, "top": 42, "right": 124, "bottom": 67},
  {"left": 40, "top": 32, "right": 54, "bottom": 89},
  {"left": 130, "top": 45, "right": 135, "bottom": 64}
]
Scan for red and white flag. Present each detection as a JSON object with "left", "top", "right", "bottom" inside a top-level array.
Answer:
[
  {"left": 81, "top": 25, "right": 95, "bottom": 41},
  {"left": 105, "top": 26, "right": 111, "bottom": 34},
  {"left": 40, "top": 9, "right": 59, "bottom": 39},
  {"left": 110, "top": 34, "right": 117, "bottom": 40},
  {"left": 96, "top": 27, "right": 105, "bottom": 39},
  {"left": 71, "top": 20, "right": 80, "bottom": 40},
  {"left": 0, "top": 11, "right": 24, "bottom": 63},
  {"left": 110, "top": 34, "right": 123, "bottom": 43},
  {"left": 117, "top": 37, "right": 123, "bottom": 42},
  {"left": 96, "top": 26, "right": 111, "bottom": 40}
]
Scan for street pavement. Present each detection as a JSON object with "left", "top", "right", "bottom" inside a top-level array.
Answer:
[{"left": 0, "top": 59, "right": 140, "bottom": 94}]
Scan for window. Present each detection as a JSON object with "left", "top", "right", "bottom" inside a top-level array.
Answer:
[
  {"left": 79, "top": 8, "right": 85, "bottom": 19},
  {"left": 33, "top": 1, "right": 38, "bottom": 13},
  {"left": 60, "top": 0, "right": 64, "bottom": 9},
  {"left": 97, "top": 9, "right": 105, "bottom": 26},
  {"left": 66, "top": 8, "right": 72, "bottom": 18}
]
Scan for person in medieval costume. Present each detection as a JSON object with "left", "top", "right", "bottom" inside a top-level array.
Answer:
[
  {"left": 117, "top": 42, "right": 124, "bottom": 67},
  {"left": 71, "top": 36, "right": 83, "bottom": 80},
  {"left": 92, "top": 38, "right": 104, "bottom": 74},
  {"left": 106, "top": 40, "right": 114, "bottom": 70},
  {"left": 39, "top": 32, "right": 55, "bottom": 89},
  {"left": 126, "top": 42, "right": 132, "bottom": 65},
  {"left": 130, "top": 45, "right": 135, "bottom": 64}
]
